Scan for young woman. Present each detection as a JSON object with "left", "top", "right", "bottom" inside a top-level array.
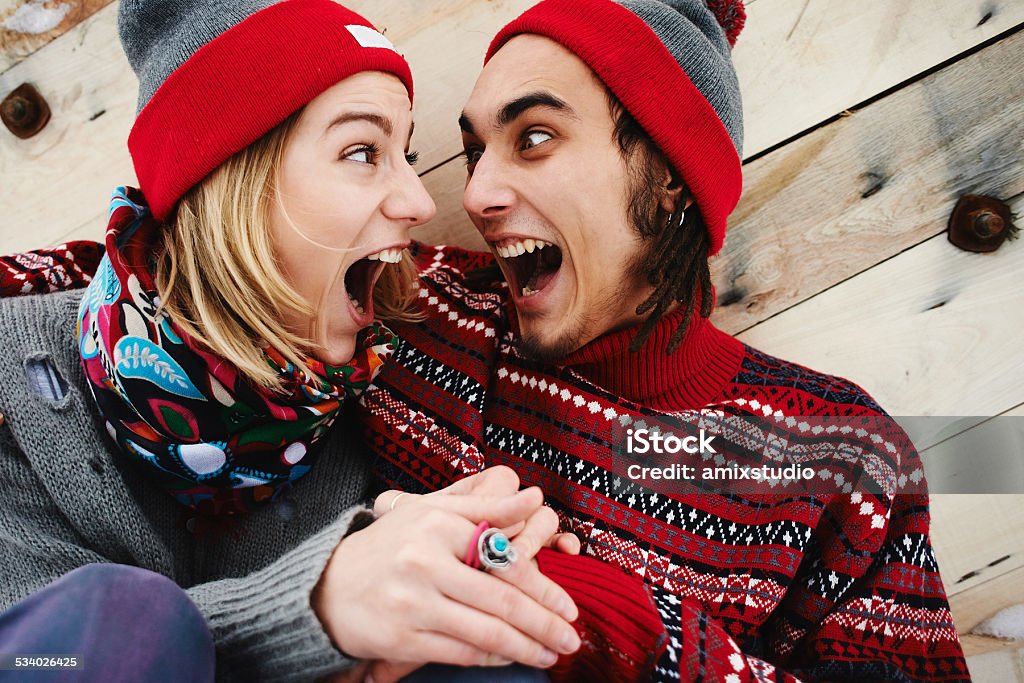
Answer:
[{"left": 0, "top": 0, "right": 578, "bottom": 680}]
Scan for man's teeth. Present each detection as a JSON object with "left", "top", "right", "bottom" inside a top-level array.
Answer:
[
  {"left": 522, "top": 285, "right": 539, "bottom": 297},
  {"left": 495, "top": 238, "right": 552, "bottom": 259},
  {"left": 366, "top": 248, "right": 404, "bottom": 263}
]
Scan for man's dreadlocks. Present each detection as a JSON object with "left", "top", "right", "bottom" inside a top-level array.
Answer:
[{"left": 608, "top": 93, "right": 714, "bottom": 354}]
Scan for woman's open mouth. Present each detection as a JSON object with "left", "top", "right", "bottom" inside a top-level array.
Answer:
[
  {"left": 492, "top": 238, "right": 563, "bottom": 300},
  {"left": 342, "top": 247, "right": 403, "bottom": 324}
]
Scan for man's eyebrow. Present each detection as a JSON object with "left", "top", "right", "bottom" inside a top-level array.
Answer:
[
  {"left": 496, "top": 92, "right": 576, "bottom": 127},
  {"left": 325, "top": 112, "right": 394, "bottom": 137},
  {"left": 458, "top": 91, "right": 577, "bottom": 135}
]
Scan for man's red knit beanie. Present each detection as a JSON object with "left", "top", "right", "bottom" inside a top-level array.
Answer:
[{"left": 487, "top": 0, "right": 746, "bottom": 256}]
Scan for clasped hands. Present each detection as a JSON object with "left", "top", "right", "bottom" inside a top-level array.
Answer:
[{"left": 314, "top": 466, "right": 582, "bottom": 683}]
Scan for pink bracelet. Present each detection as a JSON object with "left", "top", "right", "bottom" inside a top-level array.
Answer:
[{"left": 465, "top": 521, "right": 490, "bottom": 569}]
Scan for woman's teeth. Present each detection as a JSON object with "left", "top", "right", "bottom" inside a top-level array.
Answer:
[
  {"left": 348, "top": 292, "right": 365, "bottom": 315},
  {"left": 366, "top": 248, "right": 404, "bottom": 263},
  {"left": 495, "top": 239, "right": 552, "bottom": 258}
]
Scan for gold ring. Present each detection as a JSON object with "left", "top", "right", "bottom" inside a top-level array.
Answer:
[{"left": 389, "top": 491, "right": 410, "bottom": 512}]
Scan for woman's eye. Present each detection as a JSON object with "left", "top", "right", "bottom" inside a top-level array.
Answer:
[
  {"left": 523, "top": 131, "right": 552, "bottom": 149},
  {"left": 343, "top": 145, "right": 378, "bottom": 164}
]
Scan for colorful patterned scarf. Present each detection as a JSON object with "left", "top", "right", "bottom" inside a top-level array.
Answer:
[{"left": 77, "top": 187, "right": 397, "bottom": 516}]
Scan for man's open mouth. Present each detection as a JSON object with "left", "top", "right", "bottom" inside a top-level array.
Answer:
[
  {"left": 492, "top": 238, "right": 563, "bottom": 298},
  {"left": 342, "top": 248, "right": 403, "bottom": 319}
]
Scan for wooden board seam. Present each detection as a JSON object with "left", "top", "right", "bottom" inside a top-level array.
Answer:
[
  {"left": 742, "top": 20, "right": 1024, "bottom": 165},
  {"left": 731, "top": 189, "right": 1024, "bottom": 337}
]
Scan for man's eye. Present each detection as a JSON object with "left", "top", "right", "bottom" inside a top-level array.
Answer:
[
  {"left": 463, "top": 147, "right": 483, "bottom": 166},
  {"left": 343, "top": 144, "right": 379, "bottom": 164},
  {"left": 523, "top": 131, "right": 552, "bottom": 149}
]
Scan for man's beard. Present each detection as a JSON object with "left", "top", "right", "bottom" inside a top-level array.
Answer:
[
  {"left": 511, "top": 275, "right": 641, "bottom": 364},
  {"left": 512, "top": 316, "right": 591, "bottom": 364},
  {"left": 504, "top": 214, "right": 661, "bottom": 363}
]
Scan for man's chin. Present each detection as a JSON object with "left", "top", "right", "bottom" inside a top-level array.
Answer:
[
  {"left": 513, "top": 335, "right": 575, "bottom": 364},
  {"left": 511, "top": 300, "right": 598, "bottom": 363},
  {"left": 512, "top": 319, "right": 589, "bottom": 363}
]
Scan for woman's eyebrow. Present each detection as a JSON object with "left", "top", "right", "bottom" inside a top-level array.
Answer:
[{"left": 325, "top": 111, "right": 394, "bottom": 136}]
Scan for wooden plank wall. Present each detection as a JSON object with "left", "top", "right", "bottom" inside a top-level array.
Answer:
[
  {"left": 0, "top": 0, "right": 111, "bottom": 72},
  {"left": 2, "top": 1, "right": 1023, "bottom": 678}
]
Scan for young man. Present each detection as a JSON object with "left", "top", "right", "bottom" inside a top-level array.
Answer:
[{"left": 361, "top": 0, "right": 970, "bottom": 681}]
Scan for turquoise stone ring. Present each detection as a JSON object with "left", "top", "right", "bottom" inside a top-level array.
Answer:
[{"left": 478, "top": 528, "right": 517, "bottom": 570}]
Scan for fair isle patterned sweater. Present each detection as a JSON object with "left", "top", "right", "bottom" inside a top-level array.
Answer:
[{"left": 359, "top": 245, "right": 969, "bottom": 683}]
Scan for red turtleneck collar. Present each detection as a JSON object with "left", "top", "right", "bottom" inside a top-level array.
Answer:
[{"left": 557, "top": 307, "right": 745, "bottom": 411}]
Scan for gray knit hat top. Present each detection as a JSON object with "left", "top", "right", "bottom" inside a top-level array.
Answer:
[
  {"left": 119, "top": 0, "right": 279, "bottom": 114},
  {"left": 487, "top": 0, "right": 747, "bottom": 255},
  {"left": 619, "top": 0, "right": 743, "bottom": 155}
]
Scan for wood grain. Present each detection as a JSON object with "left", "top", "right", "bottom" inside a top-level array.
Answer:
[
  {"left": 715, "top": 28, "right": 1024, "bottom": 335},
  {"left": 0, "top": 0, "right": 537, "bottom": 252},
  {"left": 735, "top": 193, "right": 1023, "bottom": 417},
  {"left": 963, "top": 641, "right": 1024, "bottom": 677},
  {"left": 734, "top": 0, "right": 1024, "bottom": 157},
  {"left": 950, "top": 566, "right": 1024, "bottom": 656},
  {"left": 927, "top": 406, "right": 1024, "bottom": 598},
  {"left": 1, "top": 0, "right": 1022, "bottom": 671},
  {"left": 0, "top": 3, "right": 133, "bottom": 252},
  {"left": 931, "top": 487, "right": 1024, "bottom": 601},
  {"left": 0, "top": 0, "right": 111, "bottom": 73},
  {"left": 4, "top": 0, "right": 1022, "bottom": 254},
  {"left": 418, "top": 156, "right": 484, "bottom": 250}
]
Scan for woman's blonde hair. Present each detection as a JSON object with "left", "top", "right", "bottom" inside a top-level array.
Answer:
[{"left": 155, "top": 112, "right": 421, "bottom": 390}]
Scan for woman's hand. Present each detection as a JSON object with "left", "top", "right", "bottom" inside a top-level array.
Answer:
[
  {"left": 314, "top": 487, "right": 580, "bottom": 672},
  {"left": 375, "top": 467, "right": 582, "bottom": 556},
  {"left": 372, "top": 466, "right": 523, "bottom": 517}
]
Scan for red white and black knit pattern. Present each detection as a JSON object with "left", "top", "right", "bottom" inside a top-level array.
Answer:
[
  {"left": 0, "top": 241, "right": 104, "bottom": 297},
  {"left": 360, "top": 244, "right": 969, "bottom": 683}
]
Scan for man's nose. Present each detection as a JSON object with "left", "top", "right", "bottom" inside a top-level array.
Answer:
[{"left": 463, "top": 152, "right": 516, "bottom": 222}]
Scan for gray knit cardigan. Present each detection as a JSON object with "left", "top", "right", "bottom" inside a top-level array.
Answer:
[{"left": 0, "top": 290, "right": 375, "bottom": 681}]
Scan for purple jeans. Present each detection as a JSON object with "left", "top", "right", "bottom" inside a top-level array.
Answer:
[{"left": 0, "top": 564, "right": 214, "bottom": 682}]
